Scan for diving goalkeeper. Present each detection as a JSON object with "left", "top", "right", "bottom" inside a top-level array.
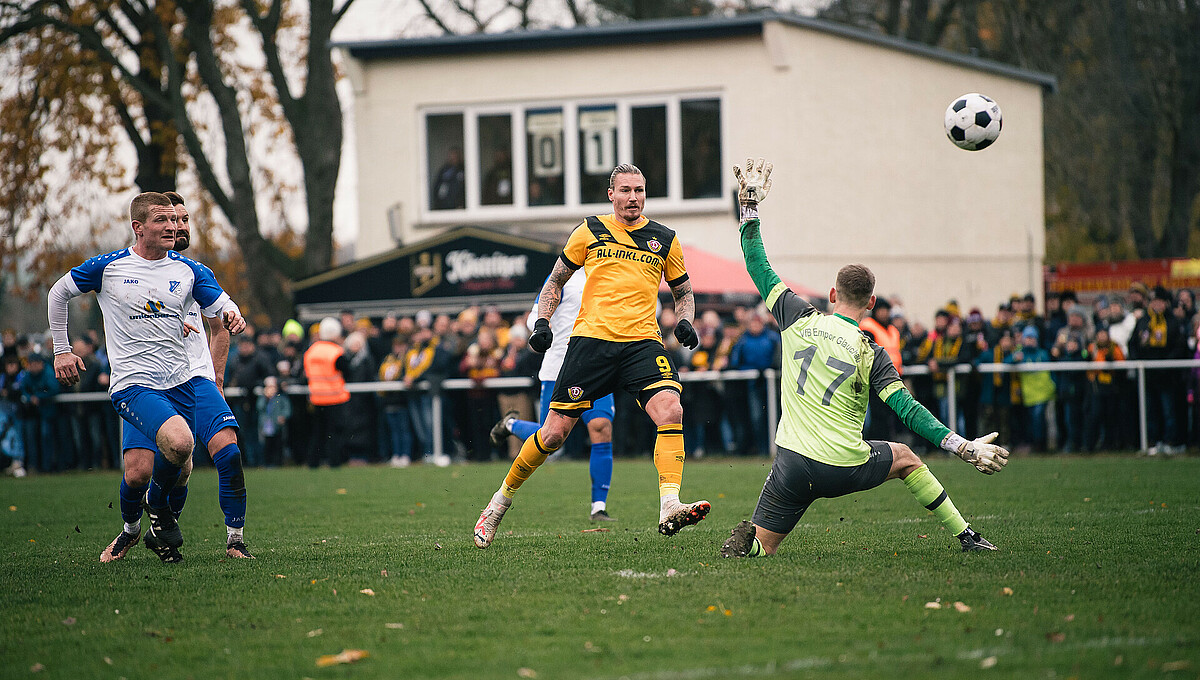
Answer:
[{"left": 720, "top": 159, "right": 1010, "bottom": 559}]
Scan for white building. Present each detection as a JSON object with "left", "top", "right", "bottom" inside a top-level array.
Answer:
[{"left": 336, "top": 11, "right": 1054, "bottom": 322}]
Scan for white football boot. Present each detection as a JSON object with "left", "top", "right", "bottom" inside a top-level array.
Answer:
[{"left": 473, "top": 492, "right": 512, "bottom": 549}]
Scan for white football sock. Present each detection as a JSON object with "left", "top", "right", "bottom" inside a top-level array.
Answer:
[
  {"left": 124, "top": 521, "right": 140, "bottom": 535},
  {"left": 591, "top": 501, "right": 606, "bottom": 514}
]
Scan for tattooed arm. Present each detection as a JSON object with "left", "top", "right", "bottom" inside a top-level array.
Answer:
[
  {"left": 670, "top": 278, "right": 695, "bottom": 324},
  {"left": 537, "top": 258, "right": 577, "bottom": 322}
]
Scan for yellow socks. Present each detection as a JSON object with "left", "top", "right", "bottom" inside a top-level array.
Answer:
[
  {"left": 902, "top": 464, "right": 969, "bottom": 536},
  {"left": 501, "top": 431, "right": 557, "bottom": 498},
  {"left": 653, "top": 424, "right": 685, "bottom": 497}
]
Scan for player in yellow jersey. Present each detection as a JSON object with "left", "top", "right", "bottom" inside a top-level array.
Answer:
[{"left": 473, "top": 164, "right": 710, "bottom": 548}]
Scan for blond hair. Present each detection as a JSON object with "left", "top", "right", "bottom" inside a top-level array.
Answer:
[
  {"left": 608, "top": 163, "right": 644, "bottom": 190},
  {"left": 129, "top": 192, "right": 172, "bottom": 224}
]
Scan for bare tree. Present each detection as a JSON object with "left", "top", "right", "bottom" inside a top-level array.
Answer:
[{"left": 0, "top": 0, "right": 359, "bottom": 324}]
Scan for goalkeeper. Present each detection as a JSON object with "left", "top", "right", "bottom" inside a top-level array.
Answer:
[{"left": 720, "top": 159, "right": 1010, "bottom": 558}]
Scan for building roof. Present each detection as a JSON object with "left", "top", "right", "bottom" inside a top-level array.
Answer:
[
  {"left": 335, "top": 11, "right": 1056, "bottom": 91},
  {"left": 663, "top": 244, "right": 821, "bottom": 300}
]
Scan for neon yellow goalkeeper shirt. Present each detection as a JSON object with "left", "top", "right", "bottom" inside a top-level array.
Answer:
[{"left": 741, "top": 218, "right": 951, "bottom": 466}]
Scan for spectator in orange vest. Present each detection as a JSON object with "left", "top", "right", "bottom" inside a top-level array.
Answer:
[
  {"left": 303, "top": 318, "right": 351, "bottom": 468},
  {"left": 861, "top": 297, "right": 902, "bottom": 440}
]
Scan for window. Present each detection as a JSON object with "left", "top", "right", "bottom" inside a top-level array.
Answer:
[
  {"left": 578, "top": 104, "right": 617, "bottom": 205},
  {"left": 426, "top": 114, "right": 465, "bottom": 211},
  {"left": 478, "top": 114, "right": 513, "bottom": 206},
  {"left": 526, "top": 108, "right": 565, "bottom": 206},
  {"left": 632, "top": 105, "right": 667, "bottom": 199},
  {"left": 422, "top": 94, "right": 722, "bottom": 218},
  {"left": 681, "top": 98, "right": 722, "bottom": 199}
]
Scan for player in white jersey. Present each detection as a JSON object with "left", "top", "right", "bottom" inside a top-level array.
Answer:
[
  {"left": 488, "top": 269, "right": 617, "bottom": 521},
  {"left": 49, "top": 192, "right": 246, "bottom": 564},
  {"left": 92, "top": 192, "right": 252, "bottom": 562}
]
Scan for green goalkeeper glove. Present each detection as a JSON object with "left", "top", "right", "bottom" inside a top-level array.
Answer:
[{"left": 733, "top": 157, "right": 773, "bottom": 220}]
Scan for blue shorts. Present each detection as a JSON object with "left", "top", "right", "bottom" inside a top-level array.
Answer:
[
  {"left": 539, "top": 380, "right": 614, "bottom": 426},
  {"left": 192, "top": 377, "right": 239, "bottom": 446},
  {"left": 113, "top": 379, "right": 198, "bottom": 453}
]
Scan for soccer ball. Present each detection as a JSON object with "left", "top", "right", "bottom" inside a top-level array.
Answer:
[{"left": 944, "top": 93, "right": 1002, "bottom": 151}]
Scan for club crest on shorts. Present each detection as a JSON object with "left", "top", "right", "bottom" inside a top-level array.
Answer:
[
  {"left": 568, "top": 386, "right": 584, "bottom": 401},
  {"left": 647, "top": 238, "right": 662, "bottom": 253}
]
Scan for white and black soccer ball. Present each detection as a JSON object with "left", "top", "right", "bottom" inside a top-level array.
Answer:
[{"left": 944, "top": 93, "right": 1002, "bottom": 151}]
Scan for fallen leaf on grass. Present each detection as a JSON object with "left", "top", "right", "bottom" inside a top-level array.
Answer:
[
  {"left": 1064, "top": 614, "right": 1075, "bottom": 622},
  {"left": 275, "top": 574, "right": 287, "bottom": 579},
  {"left": 336, "top": 488, "right": 347, "bottom": 495},
  {"left": 315, "top": 649, "right": 369, "bottom": 667},
  {"left": 360, "top": 589, "right": 375, "bottom": 596},
  {"left": 917, "top": 534, "right": 928, "bottom": 539},
  {"left": 666, "top": 568, "right": 677, "bottom": 576},
  {"left": 1001, "top": 587, "right": 1014, "bottom": 596},
  {"left": 517, "top": 668, "right": 537, "bottom": 678},
  {"left": 306, "top": 629, "right": 323, "bottom": 638},
  {"left": 385, "top": 623, "right": 404, "bottom": 629},
  {"left": 61, "top": 617, "right": 76, "bottom": 626},
  {"left": 30, "top": 663, "right": 44, "bottom": 673},
  {"left": 925, "top": 601, "right": 942, "bottom": 610},
  {"left": 381, "top": 569, "right": 388, "bottom": 577},
  {"left": 581, "top": 528, "right": 610, "bottom": 533},
  {"left": 980, "top": 656, "right": 997, "bottom": 669},
  {"left": 953, "top": 602, "right": 971, "bottom": 613},
  {"left": 1046, "top": 632, "right": 1065, "bottom": 643},
  {"left": 1161, "top": 661, "right": 1191, "bottom": 672},
  {"left": 8, "top": 506, "right": 15, "bottom": 511}
]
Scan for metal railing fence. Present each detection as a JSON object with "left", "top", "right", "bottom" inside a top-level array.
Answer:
[{"left": 52, "top": 359, "right": 1200, "bottom": 456}]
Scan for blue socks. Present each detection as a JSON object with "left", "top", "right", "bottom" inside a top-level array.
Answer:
[
  {"left": 589, "top": 442, "right": 613, "bottom": 504},
  {"left": 169, "top": 484, "right": 188, "bottom": 519},
  {"left": 213, "top": 443, "right": 247, "bottom": 529},
  {"left": 510, "top": 418, "right": 540, "bottom": 441},
  {"left": 146, "top": 453, "right": 181, "bottom": 509},
  {"left": 119, "top": 478, "right": 149, "bottom": 525},
  {"left": 510, "top": 416, "right": 613, "bottom": 505}
]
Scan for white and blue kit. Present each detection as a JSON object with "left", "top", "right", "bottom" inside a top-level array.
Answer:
[
  {"left": 510, "top": 269, "right": 614, "bottom": 509},
  {"left": 49, "top": 248, "right": 237, "bottom": 449},
  {"left": 528, "top": 269, "right": 615, "bottom": 425}
]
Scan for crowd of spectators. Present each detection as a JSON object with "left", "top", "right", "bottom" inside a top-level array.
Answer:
[{"left": 3, "top": 282, "right": 1199, "bottom": 477}]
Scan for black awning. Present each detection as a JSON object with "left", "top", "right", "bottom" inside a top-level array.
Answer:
[{"left": 292, "top": 226, "right": 561, "bottom": 322}]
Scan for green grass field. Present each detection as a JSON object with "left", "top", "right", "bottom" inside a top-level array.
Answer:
[{"left": 2, "top": 455, "right": 1198, "bottom": 680}]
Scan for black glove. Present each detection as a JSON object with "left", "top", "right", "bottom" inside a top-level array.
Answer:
[
  {"left": 529, "top": 318, "right": 553, "bottom": 354},
  {"left": 673, "top": 319, "right": 698, "bottom": 349}
]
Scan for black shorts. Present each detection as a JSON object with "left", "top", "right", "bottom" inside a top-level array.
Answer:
[
  {"left": 751, "top": 441, "right": 894, "bottom": 534},
  {"left": 549, "top": 337, "right": 681, "bottom": 418}
]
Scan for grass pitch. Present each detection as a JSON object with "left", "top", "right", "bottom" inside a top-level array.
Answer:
[{"left": 2, "top": 455, "right": 1198, "bottom": 679}]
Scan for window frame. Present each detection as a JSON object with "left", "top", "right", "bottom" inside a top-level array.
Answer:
[{"left": 417, "top": 92, "right": 727, "bottom": 225}]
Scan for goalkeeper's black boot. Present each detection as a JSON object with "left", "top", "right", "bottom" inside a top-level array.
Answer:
[
  {"left": 720, "top": 520, "right": 759, "bottom": 558},
  {"left": 143, "top": 492, "right": 184, "bottom": 548},
  {"left": 957, "top": 527, "right": 997, "bottom": 552}
]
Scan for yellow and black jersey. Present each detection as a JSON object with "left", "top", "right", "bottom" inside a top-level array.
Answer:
[{"left": 560, "top": 214, "right": 688, "bottom": 343}]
